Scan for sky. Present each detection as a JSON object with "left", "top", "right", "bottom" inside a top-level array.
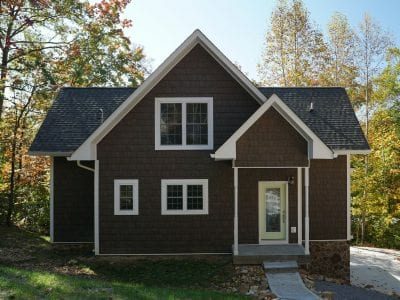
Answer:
[{"left": 124, "top": 0, "right": 400, "bottom": 81}]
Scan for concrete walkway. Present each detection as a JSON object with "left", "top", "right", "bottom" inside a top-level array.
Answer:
[
  {"left": 266, "top": 271, "right": 319, "bottom": 300},
  {"left": 351, "top": 246, "right": 400, "bottom": 296}
]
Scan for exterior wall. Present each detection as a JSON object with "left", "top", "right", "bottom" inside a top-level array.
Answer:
[
  {"left": 236, "top": 108, "right": 308, "bottom": 167},
  {"left": 97, "top": 45, "right": 260, "bottom": 254},
  {"left": 307, "top": 155, "right": 347, "bottom": 240},
  {"left": 53, "top": 157, "right": 94, "bottom": 242},
  {"left": 238, "top": 168, "right": 299, "bottom": 244},
  {"left": 308, "top": 241, "right": 350, "bottom": 280}
]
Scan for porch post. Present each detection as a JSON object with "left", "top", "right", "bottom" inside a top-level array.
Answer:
[
  {"left": 297, "top": 168, "right": 302, "bottom": 245},
  {"left": 50, "top": 156, "right": 54, "bottom": 243},
  {"left": 304, "top": 167, "right": 310, "bottom": 255},
  {"left": 233, "top": 166, "right": 239, "bottom": 255}
]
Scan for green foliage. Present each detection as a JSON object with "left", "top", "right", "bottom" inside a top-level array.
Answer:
[{"left": 0, "top": 0, "right": 147, "bottom": 230}]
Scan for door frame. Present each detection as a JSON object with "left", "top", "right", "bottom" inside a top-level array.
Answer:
[{"left": 258, "top": 181, "right": 289, "bottom": 245}]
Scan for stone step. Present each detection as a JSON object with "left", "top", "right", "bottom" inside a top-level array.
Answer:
[{"left": 263, "top": 260, "right": 299, "bottom": 273}]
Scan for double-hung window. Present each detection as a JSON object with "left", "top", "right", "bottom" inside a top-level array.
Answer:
[
  {"left": 161, "top": 179, "right": 208, "bottom": 215},
  {"left": 155, "top": 98, "right": 213, "bottom": 150},
  {"left": 114, "top": 179, "right": 139, "bottom": 215}
]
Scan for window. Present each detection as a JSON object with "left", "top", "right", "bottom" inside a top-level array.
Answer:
[
  {"left": 155, "top": 98, "right": 213, "bottom": 150},
  {"left": 114, "top": 179, "right": 139, "bottom": 215},
  {"left": 161, "top": 179, "right": 208, "bottom": 215}
]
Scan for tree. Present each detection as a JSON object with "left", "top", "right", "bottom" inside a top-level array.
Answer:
[
  {"left": 323, "top": 12, "right": 358, "bottom": 88},
  {"left": 258, "top": 0, "right": 328, "bottom": 86},
  {"left": 0, "top": 0, "right": 147, "bottom": 228},
  {"left": 355, "top": 13, "right": 392, "bottom": 244}
]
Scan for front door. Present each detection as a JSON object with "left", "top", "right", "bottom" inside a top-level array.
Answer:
[{"left": 258, "top": 181, "right": 287, "bottom": 241}]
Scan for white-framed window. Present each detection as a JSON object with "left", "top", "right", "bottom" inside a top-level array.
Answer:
[
  {"left": 155, "top": 97, "right": 213, "bottom": 150},
  {"left": 161, "top": 179, "right": 209, "bottom": 215},
  {"left": 114, "top": 179, "right": 139, "bottom": 215}
]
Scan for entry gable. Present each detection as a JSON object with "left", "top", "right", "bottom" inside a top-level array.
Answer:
[
  {"left": 70, "top": 29, "right": 266, "bottom": 161},
  {"left": 235, "top": 107, "right": 308, "bottom": 167},
  {"left": 213, "top": 94, "right": 334, "bottom": 161}
]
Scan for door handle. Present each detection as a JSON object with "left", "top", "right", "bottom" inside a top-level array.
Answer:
[{"left": 282, "top": 210, "right": 286, "bottom": 223}]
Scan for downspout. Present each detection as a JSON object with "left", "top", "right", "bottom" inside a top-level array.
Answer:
[{"left": 77, "top": 160, "right": 95, "bottom": 172}]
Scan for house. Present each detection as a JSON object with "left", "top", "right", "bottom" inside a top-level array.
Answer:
[{"left": 29, "top": 30, "right": 369, "bottom": 279}]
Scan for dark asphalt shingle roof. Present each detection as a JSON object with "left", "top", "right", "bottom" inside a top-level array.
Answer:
[
  {"left": 258, "top": 87, "right": 369, "bottom": 151},
  {"left": 30, "top": 86, "right": 369, "bottom": 155},
  {"left": 30, "top": 87, "right": 135, "bottom": 154}
]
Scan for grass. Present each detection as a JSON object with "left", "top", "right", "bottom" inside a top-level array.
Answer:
[{"left": 0, "top": 226, "right": 246, "bottom": 299}]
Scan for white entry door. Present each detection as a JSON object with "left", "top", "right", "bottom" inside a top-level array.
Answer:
[{"left": 259, "top": 181, "right": 288, "bottom": 241}]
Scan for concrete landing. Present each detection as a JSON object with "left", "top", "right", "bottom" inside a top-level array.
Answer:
[{"left": 265, "top": 272, "right": 319, "bottom": 300}]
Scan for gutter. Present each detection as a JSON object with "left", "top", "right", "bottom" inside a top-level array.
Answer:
[{"left": 76, "top": 160, "right": 95, "bottom": 172}]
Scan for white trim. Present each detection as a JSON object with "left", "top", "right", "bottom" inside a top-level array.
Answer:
[
  {"left": 50, "top": 156, "right": 54, "bottom": 243},
  {"left": 154, "top": 97, "right": 213, "bottom": 150},
  {"left": 114, "top": 179, "right": 139, "bottom": 215},
  {"left": 213, "top": 94, "right": 334, "bottom": 160},
  {"left": 97, "top": 252, "right": 231, "bottom": 256},
  {"left": 161, "top": 179, "right": 208, "bottom": 215},
  {"left": 70, "top": 29, "right": 266, "bottom": 161},
  {"left": 94, "top": 160, "right": 99, "bottom": 255},
  {"left": 334, "top": 149, "right": 371, "bottom": 155},
  {"left": 304, "top": 167, "right": 310, "bottom": 255},
  {"left": 233, "top": 166, "right": 238, "bottom": 255},
  {"left": 347, "top": 154, "right": 352, "bottom": 240},
  {"left": 258, "top": 181, "right": 289, "bottom": 245},
  {"left": 297, "top": 168, "right": 302, "bottom": 245}
]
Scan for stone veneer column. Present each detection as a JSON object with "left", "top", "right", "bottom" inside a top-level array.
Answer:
[{"left": 308, "top": 241, "right": 350, "bottom": 281}]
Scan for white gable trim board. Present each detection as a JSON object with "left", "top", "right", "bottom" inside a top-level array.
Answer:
[
  {"left": 70, "top": 29, "right": 266, "bottom": 161},
  {"left": 212, "top": 94, "right": 335, "bottom": 161}
]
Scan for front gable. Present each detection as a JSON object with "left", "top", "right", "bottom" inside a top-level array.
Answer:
[
  {"left": 70, "top": 29, "right": 266, "bottom": 161},
  {"left": 235, "top": 107, "right": 308, "bottom": 167}
]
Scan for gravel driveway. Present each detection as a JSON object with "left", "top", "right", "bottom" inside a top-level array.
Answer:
[{"left": 314, "top": 246, "right": 400, "bottom": 299}]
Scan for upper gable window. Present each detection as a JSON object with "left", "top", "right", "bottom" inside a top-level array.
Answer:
[{"left": 155, "top": 98, "right": 213, "bottom": 150}]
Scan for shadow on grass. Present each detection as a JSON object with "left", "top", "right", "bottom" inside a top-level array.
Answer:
[{"left": 0, "top": 265, "right": 245, "bottom": 300}]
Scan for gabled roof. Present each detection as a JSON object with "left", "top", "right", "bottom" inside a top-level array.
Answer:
[
  {"left": 29, "top": 87, "right": 135, "bottom": 156},
  {"left": 69, "top": 29, "right": 267, "bottom": 160},
  {"left": 213, "top": 94, "right": 334, "bottom": 160},
  {"left": 258, "top": 87, "right": 370, "bottom": 152},
  {"left": 29, "top": 31, "right": 369, "bottom": 158}
]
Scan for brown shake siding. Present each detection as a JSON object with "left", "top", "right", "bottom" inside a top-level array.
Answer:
[
  {"left": 235, "top": 107, "right": 308, "bottom": 167},
  {"left": 238, "top": 168, "right": 299, "bottom": 244},
  {"left": 97, "top": 45, "right": 259, "bottom": 254},
  {"left": 53, "top": 157, "right": 94, "bottom": 242},
  {"left": 305, "top": 155, "right": 347, "bottom": 240}
]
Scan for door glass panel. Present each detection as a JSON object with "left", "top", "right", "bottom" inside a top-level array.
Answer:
[{"left": 265, "top": 188, "right": 281, "bottom": 232}]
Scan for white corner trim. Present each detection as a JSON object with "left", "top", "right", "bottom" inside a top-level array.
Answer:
[
  {"left": 50, "top": 156, "right": 54, "bottom": 243},
  {"left": 161, "top": 179, "right": 208, "bottom": 215},
  {"left": 304, "top": 167, "right": 310, "bottom": 255},
  {"left": 347, "top": 154, "right": 352, "bottom": 240},
  {"left": 94, "top": 160, "right": 99, "bottom": 255},
  {"left": 233, "top": 167, "right": 238, "bottom": 255},
  {"left": 69, "top": 29, "right": 266, "bottom": 161},
  {"left": 213, "top": 94, "right": 334, "bottom": 160},
  {"left": 297, "top": 168, "right": 302, "bottom": 245},
  {"left": 114, "top": 179, "right": 139, "bottom": 215},
  {"left": 154, "top": 97, "right": 213, "bottom": 150}
]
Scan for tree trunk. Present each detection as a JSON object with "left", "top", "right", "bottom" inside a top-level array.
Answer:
[{"left": 6, "top": 124, "right": 18, "bottom": 226}]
